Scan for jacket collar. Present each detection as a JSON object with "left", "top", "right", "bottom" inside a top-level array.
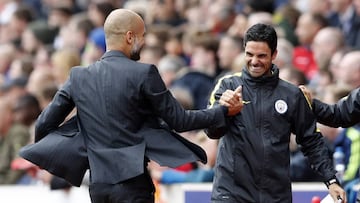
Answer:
[
  {"left": 101, "top": 50, "right": 127, "bottom": 60},
  {"left": 242, "top": 64, "right": 279, "bottom": 88}
]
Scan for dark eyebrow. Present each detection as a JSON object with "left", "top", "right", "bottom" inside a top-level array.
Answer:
[
  {"left": 258, "top": 53, "right": 267, "bottom": 57},
  {"left": 245, "top": 51, "right": 268, "bottom": 58},
  {"left": 245, "top": 51, "right": 253, "bottom": 56}
]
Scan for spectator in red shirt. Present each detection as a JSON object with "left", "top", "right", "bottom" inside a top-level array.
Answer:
[{"left": 293, "top": 12, "right": 328, "bottom": 80}]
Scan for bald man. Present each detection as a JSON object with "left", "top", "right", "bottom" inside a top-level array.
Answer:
[
  {"left": 311, "top": 27, "right": 345, "bottom": 71},
  {"left": 337, "top": 51, "right": 360, "bottom": 88},
  {"left": 33, "top": 9, "right": 242, "bottom": 203}
]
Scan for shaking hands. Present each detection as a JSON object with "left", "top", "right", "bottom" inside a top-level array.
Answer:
[{"left": 220, "top": 86, "right": 244, "bottom": 116}]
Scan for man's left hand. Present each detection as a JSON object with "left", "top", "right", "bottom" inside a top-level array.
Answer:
[{"left": 329, "top": 183, "right": 347, "bottom": 203}]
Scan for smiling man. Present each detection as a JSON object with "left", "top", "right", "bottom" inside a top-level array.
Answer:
[{"left": 206, "top": 23, "right": 346, "bottom": 203}]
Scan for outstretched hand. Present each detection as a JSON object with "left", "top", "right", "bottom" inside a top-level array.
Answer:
[{"left": 219, "top": 86, "right": 243, "bottom": 116}]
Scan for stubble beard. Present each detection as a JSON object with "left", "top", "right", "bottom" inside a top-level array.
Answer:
[{"left": 130, "top": 38, "right": 141, "bottom": 61}]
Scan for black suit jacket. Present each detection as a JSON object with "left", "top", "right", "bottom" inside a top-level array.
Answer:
[
  {"left": 30, "top": 51, "right": 226, "bottom": 185},
  {"left": 20, "top": 116, "right": 88, "bottom": 186},
  {"left": 20, "top": 115, "right": 209, "bottom": 186}
]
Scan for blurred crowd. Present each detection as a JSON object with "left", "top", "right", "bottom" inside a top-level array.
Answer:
[{"left": 0, "top": 0, "right": 360, "bottom": 202}]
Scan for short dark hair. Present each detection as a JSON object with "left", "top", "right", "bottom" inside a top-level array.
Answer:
[{"left": 244, "top": 23, "right": 277, "bottom": 55}]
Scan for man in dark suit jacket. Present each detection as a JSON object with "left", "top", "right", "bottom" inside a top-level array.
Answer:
[
  {"left": 33, "top": 9, "right": 243, "bottom": 203},
  {"left": 299, "top": 86, "right": 360, "bottom": 128}
]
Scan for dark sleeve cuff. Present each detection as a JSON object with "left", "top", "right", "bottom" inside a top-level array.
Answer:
[
  {"left": 324, "top": 175, "right": 341, "bottom": 188},
  {"left": 220, "top": 105, "right": 228, "bottom": 116}
]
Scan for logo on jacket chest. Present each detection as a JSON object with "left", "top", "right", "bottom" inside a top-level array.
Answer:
[{"left": 275, "top": 99, "right": 288, "bottom": 114}]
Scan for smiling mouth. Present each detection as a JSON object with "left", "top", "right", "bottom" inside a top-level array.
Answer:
[{"left": 250, "top": 66, "right": 263, "bottom": 72}]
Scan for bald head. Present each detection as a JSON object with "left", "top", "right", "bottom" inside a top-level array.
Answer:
[
  {"left": 103, "top": 9, "right": 145, "bottom": 51},
  {"left": 312, "top": 27, "right": 344, "bottom": 68},
  {"left": 314, "top": 27, "right": 344, "bottom": 48},
  {"left": 338, "top": 51, "right": 360, "bottom": 88}
]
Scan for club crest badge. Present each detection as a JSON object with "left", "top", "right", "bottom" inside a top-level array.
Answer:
[{"left": 275, "top": 100, "right": 287, "bottom": 114}]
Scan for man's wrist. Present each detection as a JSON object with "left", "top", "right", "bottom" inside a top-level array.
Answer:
[{"left": 324, "top": 176, "right": 341, "bottom": 189}]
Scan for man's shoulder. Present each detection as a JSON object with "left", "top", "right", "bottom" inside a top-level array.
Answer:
[
  {"left": 70, "top": 65, "right": 87, "bottom": 74},
  {"left": 215, "top": 71, "right": 243, "bottom": 86},
  {"left": 68, "top": 66, "right": 89, "bottom": 81},
  {"left": 278, "top": 79, "right": 302, "bottom": 92},
  {"left": 277, "top": 80, "right": 309, "bottom": 102},
  {"left": 136, "top": 61, "right": 154, "bottom": 70}
]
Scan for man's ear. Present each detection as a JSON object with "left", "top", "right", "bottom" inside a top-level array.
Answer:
[
  {"left": 272, "top": 49, "right": 278, "bottom": 61},
  {"left": 125, "top": 31, "right": 133, "bottom": 44}
]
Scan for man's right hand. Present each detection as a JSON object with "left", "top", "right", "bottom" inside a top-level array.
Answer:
[{"left": 219, "top": 86, "right": 243, "bottom": 116}]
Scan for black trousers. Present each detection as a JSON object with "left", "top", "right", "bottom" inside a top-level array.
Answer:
[{"left": 89, "top": 171, "right": 155, "bottom": 203}]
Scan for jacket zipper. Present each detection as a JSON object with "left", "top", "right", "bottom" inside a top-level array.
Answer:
[{"left": 259, "top": 88, "right": 265, "bottom": 203}]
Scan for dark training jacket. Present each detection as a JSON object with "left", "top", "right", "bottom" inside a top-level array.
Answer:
[{"left": 206, "top": 65, "right": 336, "bottom": 203}]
